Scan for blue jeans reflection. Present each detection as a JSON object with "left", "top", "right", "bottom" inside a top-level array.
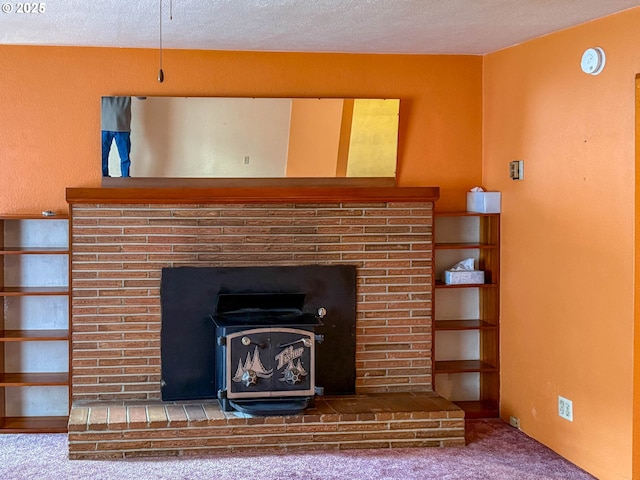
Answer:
[{"left": 102, "top": 131, "right": 131, "bottom": 177}]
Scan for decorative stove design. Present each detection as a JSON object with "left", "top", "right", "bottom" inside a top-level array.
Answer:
[{"left": 211, "top": 292, "right": 326, "bottom": 416}]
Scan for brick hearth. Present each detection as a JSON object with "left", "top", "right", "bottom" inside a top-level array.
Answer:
[
  {"left": 65, "top": 186, "right": 462, "bottom": 458},
  {"left": 68, "top": 393, "right": 464, "bottom": 459}
]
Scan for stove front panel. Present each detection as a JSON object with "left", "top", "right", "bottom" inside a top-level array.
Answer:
[{"left": 225, "top": 327, "right": 315, "bottom": 399}]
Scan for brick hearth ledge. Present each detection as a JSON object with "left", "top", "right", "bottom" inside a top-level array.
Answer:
[{"left": 68, "top": 392, "right": 464, "bottom": 459}]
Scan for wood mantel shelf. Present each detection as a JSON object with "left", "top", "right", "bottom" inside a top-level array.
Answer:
[{"left": 66, "top": 184, "right": 440, "bottom": 204}]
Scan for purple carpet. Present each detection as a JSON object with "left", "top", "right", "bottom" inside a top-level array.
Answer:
[{"left": 0, "top": 419, "right": 595, "bottom": 479}]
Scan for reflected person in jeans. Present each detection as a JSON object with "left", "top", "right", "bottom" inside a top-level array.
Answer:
[{"left": 101, "top": 96, "right": 133, "bottom": 177}]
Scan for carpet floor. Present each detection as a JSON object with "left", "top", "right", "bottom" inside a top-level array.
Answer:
[{"left": 0, "top": 419, "right": 595, "bottom": 479}]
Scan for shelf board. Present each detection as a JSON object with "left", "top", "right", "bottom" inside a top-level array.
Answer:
[
  {"left": 434, "top": 211, "right": 500, "bottom": 218},
  {"left": 453, "top": 400, "right": 499, "bottom": 418},
  {"left": 0, "top": 372, "right": 69, "bottom": 386},
  {"left": 435, "top": 281, "right": 497, "bottom": 289},
  {"left": 0, "top": 416, "right": 68, "bottom": 433},
  {"left": 0, "top": 214, "right": 68, "bottom": 220},
  {"left": 435, "top": 242, "right": 498, "bottom": 250},
  {"left": 0, "top": 286, "right": 69, "bottom": 296},
  {"left": 0, "top": 330, "right": 69, "bottom": 341},
  {"left": 434, "top": 360, "right": 497, "bottom": 374},
  {"left": 434, "top": 320, "right": 497, "bottom": 331},
  {"left": 0, "top": 247, "right": 68, "bottom": 255}
]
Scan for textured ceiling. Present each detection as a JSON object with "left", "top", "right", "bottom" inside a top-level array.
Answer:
[{"left": 1, "top": 0, "right": 639, "bottom": 55}]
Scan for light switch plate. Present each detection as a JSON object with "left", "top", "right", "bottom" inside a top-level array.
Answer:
[{"left": 509, "top": 160, "right": 524, "bottom": 180}]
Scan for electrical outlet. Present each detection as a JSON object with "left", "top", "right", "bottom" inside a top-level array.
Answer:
[
  {"left": 509, "top": 416, "right": 520, "bottom": 429},
  {"left": 243, "top": 155, "right": 250, "bottom": 165},
  {"left": 558, "top": 396, "right": 573, "bottom": 422}
]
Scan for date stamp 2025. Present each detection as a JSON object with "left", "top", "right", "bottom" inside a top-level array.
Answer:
[{"left": 1, "top": 2, "right": 46, "bottom": 14}]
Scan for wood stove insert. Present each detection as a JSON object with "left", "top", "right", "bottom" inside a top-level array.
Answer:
[{"left": 212, "top": 292, "right": 325, "bottom": 415}]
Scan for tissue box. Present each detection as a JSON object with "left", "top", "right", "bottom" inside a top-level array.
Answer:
[
  {"left": 467, "top": 192, "right": 501, "bottom": 213},
  {"left": 444, "top": 270, "right": 485, "bottom": 285}
]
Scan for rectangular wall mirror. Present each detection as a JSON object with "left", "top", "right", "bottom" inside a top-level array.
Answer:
[{"left": 101, "top": 96, "right": 399, "bottom": 181}]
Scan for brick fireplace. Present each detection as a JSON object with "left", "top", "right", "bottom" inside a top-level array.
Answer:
[{"left": 65, "top": 184, "right": 464, "bottom": 458}]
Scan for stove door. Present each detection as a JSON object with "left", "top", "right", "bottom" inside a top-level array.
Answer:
[
  {"left": 226, "top": 327, "right": 315, "bottom": 399},
  {"left": 270, "top": 328, "right": 315, "bottom": 396},
  {"left": 226, "top": 328, "right": 273, "bottom": 399}
]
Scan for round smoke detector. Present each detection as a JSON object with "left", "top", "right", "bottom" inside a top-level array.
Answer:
[{"left": 581, "top": 47, "right": 606, "bottom": 75}]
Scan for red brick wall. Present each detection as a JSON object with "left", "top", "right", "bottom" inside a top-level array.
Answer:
[{"left": 70, "top": 201, "right": 434, "bottom": 402}]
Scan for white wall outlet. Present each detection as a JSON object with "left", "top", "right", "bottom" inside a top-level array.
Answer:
[
  {"left": 243, "top": 155, "right": 250, "bottom": 165},
  {"left": 509, "top": 416, "right": 520, "bottom": 429},
  {"left": 558, "top": 395, "right": 573, "bottom": 422},
  {"left": 509, "top": 160, "right": 524, "bottom": 180}
]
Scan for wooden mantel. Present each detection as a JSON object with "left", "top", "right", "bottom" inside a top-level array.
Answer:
[{"left": 66, "top": 185, "right": 440, "bottom": 204}]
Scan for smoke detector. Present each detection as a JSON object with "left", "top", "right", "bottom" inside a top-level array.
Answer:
[{"left": 581, "top": 47, "right": 606, "bottom": 75}]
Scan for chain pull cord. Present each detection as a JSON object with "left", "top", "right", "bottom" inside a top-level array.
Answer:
[{"left": 158, "top": 0, "right": 164, "bottom": 82}]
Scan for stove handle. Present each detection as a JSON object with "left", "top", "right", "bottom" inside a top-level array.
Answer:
[
  {"left": 279, "top": 337, "right": 312, "bottom": 348},
  {"left": 241, "top": 336, "right": 265, "bottom": 348}
]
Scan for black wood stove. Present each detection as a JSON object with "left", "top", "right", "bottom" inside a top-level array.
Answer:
[{"left": 211, "top": 292, "right": 325, "bottom": 416}]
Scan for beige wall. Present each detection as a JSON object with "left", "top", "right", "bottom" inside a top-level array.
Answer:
[
  {"left": 122, "top": 97, "right": 292, "bottom": 177},
  {"left": 484, "top": 8, "right": 640, "bottom": 480}
]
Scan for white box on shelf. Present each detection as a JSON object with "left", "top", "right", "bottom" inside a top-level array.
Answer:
[
  {"left": 467, "top": 192, "right": 501, "bottom": 213},
  {"left": 444, "top": 270, "right": 485, "bottom": 285}
]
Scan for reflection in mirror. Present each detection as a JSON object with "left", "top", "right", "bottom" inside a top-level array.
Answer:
[{"left": 102, "top": 97, "right": 399, "bottom": 179}]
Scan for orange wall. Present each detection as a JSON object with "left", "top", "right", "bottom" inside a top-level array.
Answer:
[
  {"left": 484, "top": 8, "right": 640, "bottom": 480},
  {"left": 0, "top": 47, "right": 482, "bottom": 214},
  {"left": 286, "top": 98, "right": 343, "bottom": 177}
]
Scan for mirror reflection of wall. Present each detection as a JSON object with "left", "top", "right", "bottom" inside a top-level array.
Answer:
[{"left": 104, "top": 97, "right": 399, "bottom": 179}]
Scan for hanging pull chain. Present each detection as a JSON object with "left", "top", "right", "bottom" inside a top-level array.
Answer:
[
  {"left": 158, "top": 0, "right": 173, "bottom": 83},
  {"left": 158, "top": 0, "right": 164, "bottom": 82}
]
